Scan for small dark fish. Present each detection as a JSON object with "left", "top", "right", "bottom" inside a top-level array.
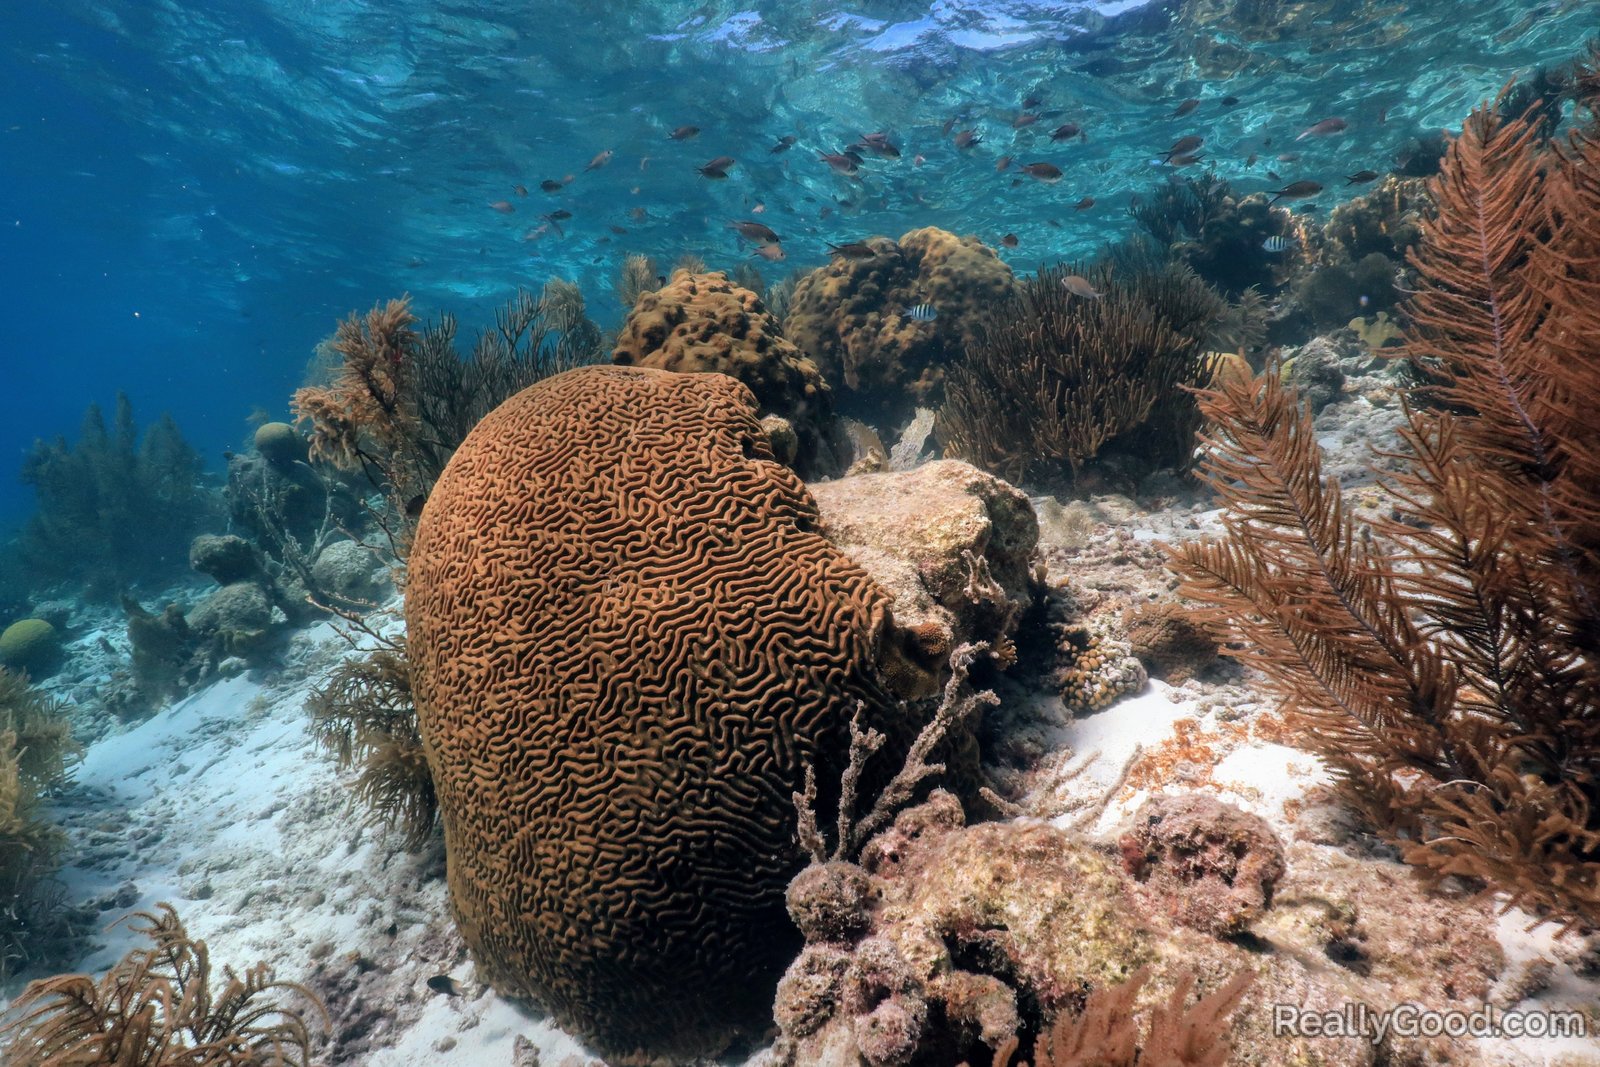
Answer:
[
  {"left": 818, "top": 152, "right": 859, "bottom": 175},
  {"left": 1221, "top": 95, "right": 1240, "bottom": 106},
  {"left": 629, "top": 206, "right": 648, "bottom": 220},
  {"left": 1268, "top": 180, "right": 1323, "bottom": 204},
  {"left": 826, "top": 241, "right": 878, "bottom": 259},
  {"left": 1172, "top": 98, "right": 1200, "bottom": 118},
  {"left": 953, "top": 128, "right": 982, "bottom": 149},
  {"left": 996, "top": 154, "right": 1013, "bottom": 172},
  {"left": 1062, "top": 274, "right": 1103, "bottom": 299},
  {"left": 512, "top": 184, "right": 528, "bottom": 197},
  {"left": 770, "top": 135, "right": 797, "bottom": 153},
  {"left": 1163, "top": 135, "right": 1204, "bottom": 161},
  {"left": 819, "top": 205, "right": 833, "bottom": 219},
  {"left": 1023, "top": 93, "right": 1044, "bottom": 109},
  {"left": 609, "top": 225, "right": 628, "bottom": 234},
  {"left": 427, "top": 975, "right": 459, "bottom": 996},
  {"left": 1012, "top": 112, "right": 1040, "bottom": 129},
  {"left": 489, "top": 200, "right": 515, "bottom": 214},
  {"left": 752, "top": 243, "right": 785, "bottom": 261},
  {"left": 857, "top": 131, "right": 900, "bottom": 157},
  {"left": 842, "top": 149, "right": 865, "bottom": 165},
  {"left": 585, "top": 149, "right": 613, "bottom": 171},
  {"left": 942, "top": 116, "right": 959, "bottom": 136},
  {"left": 1267, "top": 170, "right": 1281, "bottom": 181},
  {"left": 1276, "top": 153, "right": 1301, "bottom": 163},
  {"left": 1377, "top": 106, "right": 1389, "bottom": 124},
  {"left": 903, "top": 303, "right": 938, "bottom": 321},
  {"left": 1000, "top": 233, "right": 1019, "bottom": 248},
  {"left": 1049, "top": 122, "right": 1083, "bottom": 142},
  {"left": 1073, "top": 196, "right": 1095, "bottom": 211},
  {"left": 669, "top": 125, "right": 700, "bottom": 140},
  {"left": 1020, "top": 162, "right": 1062, "bottom": 183},
  {"left": 1246, "top": 153, "right": 1258, "bottom": 166},
  {"left": 543, "top": 209, "right": 571, "bottom": 221},
  {"left": 1168, "top": 152, "right": 1204, "bottom": 167},
  {"left": 697, "top": 156, "right": 735, "bottom": 179},
  {"left": 404, "top": 495, "right": 426, "bottom": 519},
  {"left": 539, "top": 179, "right": 564, "bottom": 193},
  {"left": 1345, "top": 170, "right": 1380, "bottom": 185},
  {"left": 730, "top": 220, "right": 781, "bottom": 243},
  {"left": 1296, "top": 117, "right": 1348, "bottom": 141}
]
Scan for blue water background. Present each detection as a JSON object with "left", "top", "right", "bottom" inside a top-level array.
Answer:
[{"left": 0, "top": 0, "right": 1591, "bottom": 527}]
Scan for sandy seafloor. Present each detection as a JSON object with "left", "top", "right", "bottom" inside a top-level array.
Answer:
[{"left": 7, "top": 352, "right": 1600, "bottom": 1066}]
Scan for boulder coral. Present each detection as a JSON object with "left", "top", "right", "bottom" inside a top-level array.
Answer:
[
  {"left": 611, "top": 269, "right": 844, "bottom": 477},
  {"left": 404, "top": 365, "right": 922, "bottom": 1061},
  {"left": 783, "top": 227, "right": 1015, "bottom": 425},
  {"left": 0, "top": 619, "right": 62, "bottom": 679}
]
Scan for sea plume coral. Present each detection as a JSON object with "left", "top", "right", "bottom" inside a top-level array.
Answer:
[
  {"left": 291, "top": 283, "right": 601, "bottom": 538},
  {"left": 1161, "top": 93, "right": 1600, "bottom": 928},
  {"left": 937, "top": 260, "right": 1222, "bottom": 491},
  {"left": 0, "top": 903, "right": 324, "bottom": 1066},
  {"left": 306, "top": 641, "right": 435, "bottom": 851}
]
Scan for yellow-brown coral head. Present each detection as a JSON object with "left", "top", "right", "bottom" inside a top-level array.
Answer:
[
  {"left": 784, "top": 227, "right": 1015, "bottom": 424},
  {"left": 611, "top": 270, "right": 843, "bottom": 477},
  {"left": 405, "top": 365, "right": 899, "bottom": 1060}
]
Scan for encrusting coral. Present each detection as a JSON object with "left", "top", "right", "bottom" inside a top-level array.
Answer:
[
  {"left": 611, "top": 268, "right": 846, "bottom": 477},
  {"left": 0, "top": 903, "right": 325, "bottom": 1066},
  {"left": 1163, "top": 88, "right": 1600, "bottom": 927},
  {"left": 405, "top": 364, "right": 949, "bottom": 1061},
  {"left": 784, "top": 227, "right": 1015, "bottom": 425}
]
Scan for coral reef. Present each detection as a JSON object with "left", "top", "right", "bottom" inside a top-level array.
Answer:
[
  {"left": 307, "top": 642, "right": 435, "bottom": 851},
  {"left": 0, "top": 903, "right": 325, "bottom": 1065},
  {"left": 1163, "top": 84, "right": 1600, "bottom": 927},
  {"left": 611, "top": 269, "right": 845, "bottom": 477},
  {"left": 770, "top": 790, "right": 1252, "bottom": 1066},
  {"left": 938, "top": 260, "right": 1223, "bottom": 492},
  {"left": 809, "top": 460, "right": 1041, "bottom": 700},
  {"left": 1128, "top": 175, "right": 1288, "bottom": 298},
  {"left": 783, "top": 227, "right": 1015, "bottom": 424},
  {"left": 0, "top": 618, "right": 62, "bottom": 678},
  {"left": 19, "top": 393, "right": 216, "bottom": 599},
  {"left": 0, "top": 668, "right": 77, "bottom": 981},
  {"left": 1049, "top": 619, "right": 1148, "bottom": 714},
  {"left": 405, "top": 365, "right": 937, "bottom": 1060},
  {"left": 188, "top": 533, "right": 266, "bottom": 586}
]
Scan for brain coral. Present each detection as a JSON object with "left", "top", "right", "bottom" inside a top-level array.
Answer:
[
  {"left": 783, "top": 227, "right": 1015, "bottom": 425},
  {"left": 405, "top": 364, "right": 906, "bottom": 1060},
  {"left": 611, "top": 270, "right": 843, "bottom": 478}
]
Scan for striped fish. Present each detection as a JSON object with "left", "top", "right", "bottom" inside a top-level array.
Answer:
[
  {"left": 903, "top": 303, "right": 938, "bottom": 321},
  {"left": 1261, "top": 235, "right": 1297, "bottom": 253}
]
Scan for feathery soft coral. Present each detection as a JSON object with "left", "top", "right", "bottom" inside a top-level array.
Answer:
[{"left": 1163, "top": 90, "right": 1600, "bottom": 928}]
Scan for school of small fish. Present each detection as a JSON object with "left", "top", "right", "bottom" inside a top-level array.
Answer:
[{"left": 484, "top": 79, "right": 1390, "bottom": 273}]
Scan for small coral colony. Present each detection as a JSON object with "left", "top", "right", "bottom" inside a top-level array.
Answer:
[{"left": 3, "top": 29, "right": 1600, "bottom": 1067}]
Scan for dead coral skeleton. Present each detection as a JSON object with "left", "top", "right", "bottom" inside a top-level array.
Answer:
[{"left": 795, "top": 641, "right": 999, "bottom": 864}]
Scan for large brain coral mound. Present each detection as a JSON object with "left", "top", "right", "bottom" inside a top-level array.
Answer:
[
  {"left": 784, "top": 227, "right": 1016, "bottom": 426},
  {"left": 405, "top": 364, "right": 914, "bottom": 1061},
  {"left": 611, "top": 269, "right": 844, "bottom": 477}
]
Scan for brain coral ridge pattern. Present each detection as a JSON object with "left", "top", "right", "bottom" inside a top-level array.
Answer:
[{"left": 405, "top": 365, "right": 902, "bottom": 1060}]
